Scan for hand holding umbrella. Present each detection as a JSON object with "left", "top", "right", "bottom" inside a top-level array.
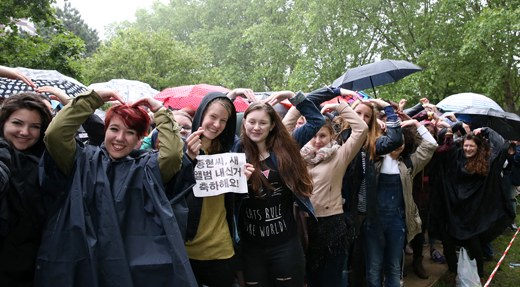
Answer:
[{"left": 0, "top": 66, "right": 36, "bottom": 88}]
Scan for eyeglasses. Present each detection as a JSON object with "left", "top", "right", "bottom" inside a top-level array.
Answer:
[{"left": 176, "top": 125, "right": 192, "bottom": 131}]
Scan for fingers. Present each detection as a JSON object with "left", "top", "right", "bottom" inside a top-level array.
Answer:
[
  {"left": 18, "top": 72, "right": 36, "bottom": 88},
  {"left": 186, "top": 128, "right": 203, "bottom": 160},
  {"left": 242, "top": 89, "right": 257, "bottom": 102},
  {"left": 244, "top": 163, "right": 255, "bottom": 181}
]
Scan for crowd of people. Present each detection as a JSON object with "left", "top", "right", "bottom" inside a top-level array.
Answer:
[{"left": 0, "top": 66, "right": 518, "bottom": 287}]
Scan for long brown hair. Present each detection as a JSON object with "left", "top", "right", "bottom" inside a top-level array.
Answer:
[
  {"left": 463, "top": 132, "right": 491, "bottom": 175},
  {"left": 240, "top": 102, "right": 313, "bottom": 198},
  {"left": 350, "top": 100, "right": 382, "bottom": 161}
]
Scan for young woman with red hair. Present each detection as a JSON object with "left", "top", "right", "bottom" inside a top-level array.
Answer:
[{"left": 36, "top": 89, "right": 198, "bottom": 287}]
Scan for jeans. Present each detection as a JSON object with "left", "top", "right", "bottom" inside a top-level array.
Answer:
[
  {"left": 242, "top": 236, "right": 305, "bottom": 287},
  {"left": 189, "top": 257, "right": 236, "bottom": 287},
  {"left": 306, "top": 251, "right": 348, "bottom": 287},
  {"left": 362, "top": 174, "right": 406, "bottom": 287}
]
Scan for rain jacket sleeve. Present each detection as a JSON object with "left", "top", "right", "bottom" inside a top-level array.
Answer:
[
  {"left": 375, "top": 106, "right": 403, "bottom": 155},
  {"left": 282, "top": 91, "right": 325, "bottom": 147},
  {"left": 44, "top": 90, "right": 103, "bottom": 176},
  {"left": 155, "top": 108, "right": 183, "bottom": 184},
  {"left": 45, "top": 90, "right": 183, "bottom": 184},
  {"left": 305, "top": 86, "right": 339, "bottom": 109}
]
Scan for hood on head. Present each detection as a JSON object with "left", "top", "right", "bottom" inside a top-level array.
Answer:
[{"left": 191, "top": 92, "right": 237, "bottom": 153}]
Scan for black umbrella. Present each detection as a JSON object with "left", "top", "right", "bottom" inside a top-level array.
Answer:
[
  {"left": 331, "top": 59, "right": 422, "bottom": 96},
  {"left": 455, "top": 107, "right": 520, "bottom": 141},
  {"left": 0, "top": 67, "right": 88, "bottom": 99}
]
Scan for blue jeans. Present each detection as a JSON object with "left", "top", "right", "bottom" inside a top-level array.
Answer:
[
  {"left": 362, "top": 174, "right": 406, "bottom": 287},
  {"left": 306, "top": 251, "right": 348, "bottom": 287}
]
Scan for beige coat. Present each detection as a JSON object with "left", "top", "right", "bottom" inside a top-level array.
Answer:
[
  {"left": 283, "top": 102, "right": 368, "bottom": 217},
  {"left": 374, "top": 138, "right": 438, "bottom": 242}
]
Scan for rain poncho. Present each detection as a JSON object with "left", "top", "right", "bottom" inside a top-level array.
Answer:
[{"left": 36, "top": 90, "right": 197, "bottom": 287}]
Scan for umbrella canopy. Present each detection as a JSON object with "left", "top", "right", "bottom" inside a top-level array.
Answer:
[
  {"left": 437, "top": 93, "right": 503, "bottom": 112},
  {"left": 0, "top": 67, "right": 88, "bottom": 98},
  {"left": 455, "top": 107, "right": 520, "bottom": 141},
  {"left": 155, "top": 84, "right": 250, "bottom": 112},
  {"left": 331, "top": 59, "right": 422, "bottom": 95},
  {"left": 88, "top": 79, "right": 159, "bottom": 103}
]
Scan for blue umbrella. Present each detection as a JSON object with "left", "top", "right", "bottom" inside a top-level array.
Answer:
[{"left": 331, "top": 59, "right": 422, "bottom": 96}]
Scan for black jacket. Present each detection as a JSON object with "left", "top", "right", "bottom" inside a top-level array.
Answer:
[
  {"left": 186, "top": 92, "right": 237, "bottom": 241},
  {"left": 0, "top": 138, "right": 46, "bottom": 286}
]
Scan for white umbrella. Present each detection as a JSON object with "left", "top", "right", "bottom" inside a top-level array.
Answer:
[
  {"left": 436, "top": 92, "right": 503, "bottom": 112},
  {"left": 88, "top": 79, "right": 159, "bottom": 103}
]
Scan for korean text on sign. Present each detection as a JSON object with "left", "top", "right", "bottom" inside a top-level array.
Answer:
[{"left": 193, "top": 153, "right": 248, "bottom": 197}]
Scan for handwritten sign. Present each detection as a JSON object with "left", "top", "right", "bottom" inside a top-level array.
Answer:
[{"left": 193, "top": 153, "right": 248, "bottom": 197}]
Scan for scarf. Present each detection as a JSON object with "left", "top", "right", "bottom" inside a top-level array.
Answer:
[{"left": 301, "top": 141, "right": 339, "bottom": 165}]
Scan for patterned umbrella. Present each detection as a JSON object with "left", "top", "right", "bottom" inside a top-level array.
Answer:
[
  {"left": 0, "top": 67, "right": 88, "bottom": 98},
  {"left": 155, "top": 84, "right": 250, "bottom": 112},
  {"left": 88, "top": 79, "right": 159, "bottom": 103},
  {"left": 436, "top": 93, "right": 504, "bottom": 112}
]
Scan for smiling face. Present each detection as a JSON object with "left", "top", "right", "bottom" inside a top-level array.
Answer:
[
  {"left": 201, "top": 101, "right": 230, "bottom": 142},
  {"left": 105, "top": 116, "right": 140, "bottom": 160},
  {"left": 310, "top": 126, "right": 333, "bottom": 149},
  {"left": 354, "top": 104, "right": 373, "bottom": 126},
  {"left": 243, "top": 109, "right": 274, "bottom": 146},
  {"left": 463, "top": 139, "right": 478, "bottom": 158},
  {"left": 3, "top": 108, "right": 42, "bottom": 151}
]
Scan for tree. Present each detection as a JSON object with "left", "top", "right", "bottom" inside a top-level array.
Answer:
[
  {"left": 0, "top": 0, "right": 86, "bottom": 82},
  {"left": 39, "top": 2, "right": 101, "bottom": 57},
  {"left": 82, "top": 28, "right": 221, "bottom": 90}
]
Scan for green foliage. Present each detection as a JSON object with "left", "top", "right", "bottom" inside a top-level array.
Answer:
[
  {"left": 39, "top": 2, "right": 101, "bottom": 57},
  {"left": 0, "top": 0, "right": 86, "bottom": 83},
  {"left": 0, "top": 0, "right": 58, "bottom": 32},
  {"left": 82, "top": 28, "right": 221, "bottom": 90},
  {"left": 0, "top": 31, "right": 86, "bottom": 82}
]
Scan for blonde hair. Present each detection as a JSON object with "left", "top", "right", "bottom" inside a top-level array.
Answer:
[{"left": 350, "top": 100, "right": 382, "bottom": 161}]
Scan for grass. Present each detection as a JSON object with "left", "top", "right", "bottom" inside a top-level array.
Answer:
[{"left": 435, "top": 205, "right": 520, "bottom": 286}]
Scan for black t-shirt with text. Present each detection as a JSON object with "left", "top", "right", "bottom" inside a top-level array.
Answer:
[{"left": 239, "top": 156, "right": 296, "bottom": 246}]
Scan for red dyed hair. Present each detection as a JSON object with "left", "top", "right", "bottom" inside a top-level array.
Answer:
[{"left": 104, "top": 104, "right": 150, "bottom": 139}]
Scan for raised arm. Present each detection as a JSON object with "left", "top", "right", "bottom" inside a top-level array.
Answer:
[
  {"left": 133, "top": 97, "right": 184, "bottom": 185},
  {"left": 330, "top": 102, "right": 368, "bottom": 164},
  {"left": 44, "top": 89, "right": 124, "bottom": 176},
  {"left": 278, "top": 91, "right": 325, "bottom": 147},
  {"left": 370, "top": 99, "right": 403, "bottom": 155},
  {"left": 402, "top": 120, "right": 438, "bottom": 177}
]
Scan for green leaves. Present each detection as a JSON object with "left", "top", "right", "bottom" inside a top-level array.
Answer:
[{"left": 82, "top": 29, "right": 219, "bottom": 90}]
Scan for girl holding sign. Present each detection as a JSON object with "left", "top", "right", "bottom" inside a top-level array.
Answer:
[
  {"left": 184, "top": 89, "right": 255, "bottom": 287},
  {"left": 232, "top": 90, "right": 325, "bottom": 287}
]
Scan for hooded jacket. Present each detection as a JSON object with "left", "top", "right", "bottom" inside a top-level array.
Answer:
[
  {"left": 185, "top": 92, "right": 237, "bottom": 242},
  {"left": 37, "top": 90, "right": 197, "bottom": 287}
]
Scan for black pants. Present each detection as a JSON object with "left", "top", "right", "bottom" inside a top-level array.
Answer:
[
  {"left": 242, "top": 236, "right": 305, "bottom": 287},
  {"left": 437, "top": 228, "right": 484, "bottom": 277},
  {"left": 189, "top": 256, "right": 236, "bottom": 287}
]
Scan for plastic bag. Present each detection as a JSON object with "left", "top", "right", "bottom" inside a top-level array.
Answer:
[{"left": 456, "top": 247, "right": 482, "bottom": 287}]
